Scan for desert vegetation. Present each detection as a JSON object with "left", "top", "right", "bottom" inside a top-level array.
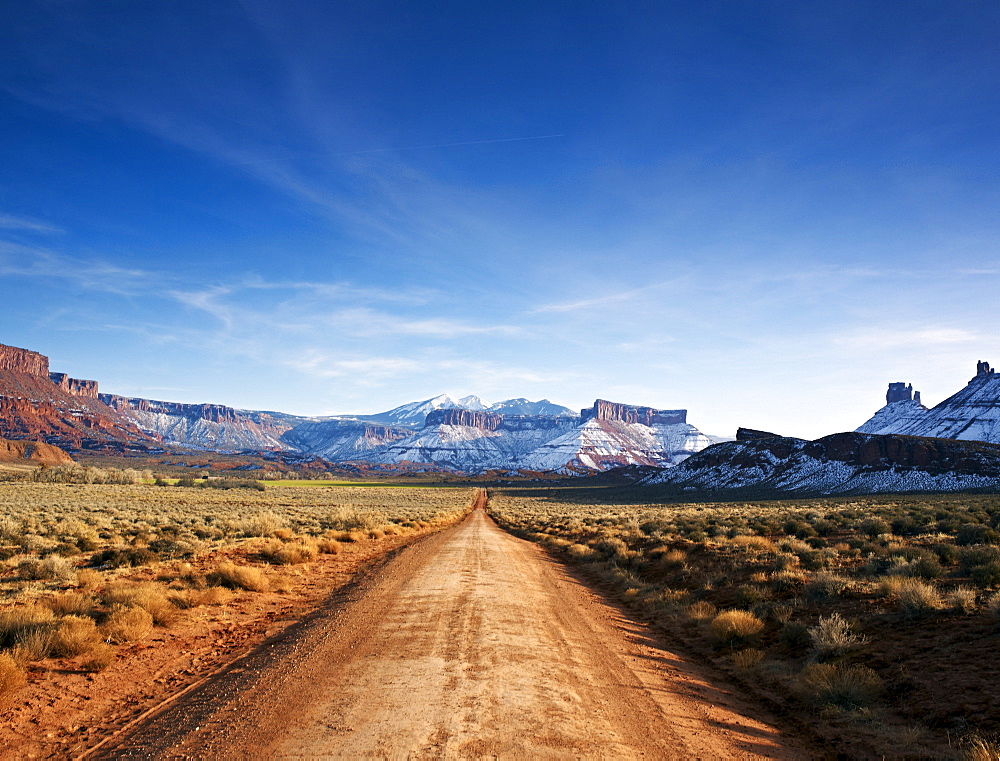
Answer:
[
  {"left": 489, "top": 490, "right": 1000, "bottom": 758},
  {"left": 0, "top": 480, "right": 473, "bottom": 703}
]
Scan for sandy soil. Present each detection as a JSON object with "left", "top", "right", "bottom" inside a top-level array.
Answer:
[{"left": 97, "top": 502, "right": 804, "bottom": 759}]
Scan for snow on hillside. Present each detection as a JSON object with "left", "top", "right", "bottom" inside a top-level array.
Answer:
[
  {"left": 644, "top": 433, "right": 1000, "bottom": 495},
  {"left": 116, "top": 408, "right": 291, "bottom": 451},
  {"left": 857, "top": 363, "right": 1000, "bottom": 443},
  {"left": 857, "top": 399, "right": 929, "bottom": 435},
  {"left": 356, "top": 393, "right": 488, "bottom": 427},
  {"left": 522, "top": 418, "right": 710, "bottom": 471},
  {"left": 367, "top": 420, "right": 573, "bottom": 471},
  {"left": 280, "top": 420, "right": 410, "bottom": 461}
]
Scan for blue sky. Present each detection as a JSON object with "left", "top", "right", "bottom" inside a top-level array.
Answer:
[{"left": 1, "top": 1, "right": 998, "bottom": 438}]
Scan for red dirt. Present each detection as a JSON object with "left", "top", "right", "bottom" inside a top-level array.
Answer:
[
  {"left": 0, "top": 523, "right": 457, "bottom": 759},
  {"left": 93, "top": 504, "right": 808, "bottom": 758}
]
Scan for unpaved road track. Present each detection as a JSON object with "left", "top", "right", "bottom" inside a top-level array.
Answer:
[{"left": 98, "top": 500, "right": 800, "bottom": 759}]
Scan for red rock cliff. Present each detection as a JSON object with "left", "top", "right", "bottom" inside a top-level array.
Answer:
[
  {"left": 424, "top": 409, "right": 504, "bottom": 431},
  {"left": 582, "top": 399, "right": 687, "bottom": 426},
  {"left": 0, "top": 343, "right": 49, "bottom": 376},
  {"left": 100, "top": 394, "right": 242, "bottom": 423},
  {"left": 49, "top": 373, "right": 100, "bottom": 398}
]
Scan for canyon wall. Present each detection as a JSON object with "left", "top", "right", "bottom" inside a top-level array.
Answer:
[
  {"left": 581, "top": 399, "right": 687, "bottom": 426},
  {"left": 0, "top": 344, "right": 48, "bottom": 376}
]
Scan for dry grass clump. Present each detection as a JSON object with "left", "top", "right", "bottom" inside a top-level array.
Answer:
[
  {"left": 566, "top": 543, "right": 599, "bottom": 560},
  {"left": 797, "top": 662, "right": 884, "bottom": 710},
  {"left": 50, "top": 615, "right": 102, "bottom": 657},
  {"left": 17, "top": 554, "right": 74, "bottom": 581},
  {"left": 709, "top": 610, "right": 765, "bottom": 644},
  {"left": 257, "top": 538, "right": 318, "bottom": 565},
  {"left": 808, "top": 613, "right": 867, "bottom": 658},
  {"left": 44, "top": 591, "right": 96, "bottom": 617},
  {"left": 804, "top": 571, "right": 849, "bottom": 600},
  {"left": 0, "top": 652, "right": 26, "bottom": 701},
  {"left": 0, "top": 604, "right": 56, "bottom": 653},
  {"left": 731, "top": 648, "right": 764, "bottom": 672},
  {"left": 101, "top": 582, "right": 180, "bottom": 627},
  {"left": 686, "top": 600, "right": 717, "bottom": 621},
  {"left": 946, "top": 586, "right": 979, "bottom": 614},
  {"left": 880, "top": 576, "right": 942, "bottom": 616},
  {"left": 730, "top": 535, "right": 777, "bottom": 553},
  {"left": 208, "top": 562, "right": 270, "bottom": 592},
  {"left": 241, "top": 510, "right": 288, "bottom": 537},
  {"left": 80, "top": 642, "right": 115, "bottom": 672},
  {"left": 961, "top": 735, "right": 1000, "bottom": 761},
  {"left": 101, "top": 606, "right": 154, "bottom": 644},
  {"left": 316, "top": 538, "right": 343, "bottom": 554}
]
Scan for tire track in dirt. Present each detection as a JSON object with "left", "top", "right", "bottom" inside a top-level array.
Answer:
[{"left": 99, "top": 493, "right": 804, "bottom": 758}]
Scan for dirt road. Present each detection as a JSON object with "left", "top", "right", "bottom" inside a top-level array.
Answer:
[{"left": 99, "top": 499, "right": 799, "bottom": 759}]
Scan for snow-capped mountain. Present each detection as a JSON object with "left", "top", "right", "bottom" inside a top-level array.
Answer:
[
  {"left": 344, "top": 399, "right": 712, "bottom": 473},
  {"left": 857, "top": 361, "right": 1000, "bottom": 443},
  {"left": 280, "top": 420, "right": 410, "bottom": 461},
  {"left": 363, "top": 409, "right": 576, "bottom": 471},
  {"left": 347, "top": 393, "right": 490, "bottom": 428},
  {"left": 643, "top": 432, "right": 1000, "bottom": 495},
  {"left": 486, "top": 398, "right": 574, "bottom": 416}
]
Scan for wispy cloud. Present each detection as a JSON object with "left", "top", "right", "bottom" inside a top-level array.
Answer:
[
  {"left": 0, "top": 241, "right": 153, "bottom": 295},
  {"left": 0, "top": 213, "right": 62, "bottom": 234},
  {"left": 531, "top": 279, "right": 684, "bottom": 314}
]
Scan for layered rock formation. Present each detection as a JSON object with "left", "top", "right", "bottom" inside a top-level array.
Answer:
[
  {"left": 582, "top": 399, "right": 686, "bottom": 426},
  {"left": 644, "top": 432, "right": 1000, "bottom": 495},
  {"left": 0, "top": 344, "right": 48, "bottom": 376},
  {"left": 423, "top": 409, "right": 504, "bottom": 431},
  {"left": 50, "top": 373, "right": 100, "bottom": 398},
  {"left": 858, "top": 361, "right": 1000, "bottom": 443},
  {"left": 524, "top": 403, "right": 708, "bottom": 471},
  {"left": 101, "top": 395, "right": 294, "bottom": 451},
  {"left": 0, "top": 342, "right": 151, "bottom": 448}
]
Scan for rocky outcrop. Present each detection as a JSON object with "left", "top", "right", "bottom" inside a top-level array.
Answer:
[
  {"left": 736, "top": 427, "right": 781, "bottom": 441},
  {"left": 0, "top": 344, "right": 48, "bottom": 376},
  {"left": 886, "top": 382, "right": 921, "bottom": 405},
  {"left": 424, "top": 409, "right": 503, "bottom": 431},
  {"left": 0, "top": 438, "right": 74, "bottom": 466},
  {"left": 50, "top": 373, "right": 100, "bottom": 398},
  {"left": 644, "top": 432, "right": 1000, "bottom": 495},
  {"left": 582, "top": 399, "right": 686, "bottom": 426},
  {"left": 101, "top": 395, "right": 244, "bottom": 424}
]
